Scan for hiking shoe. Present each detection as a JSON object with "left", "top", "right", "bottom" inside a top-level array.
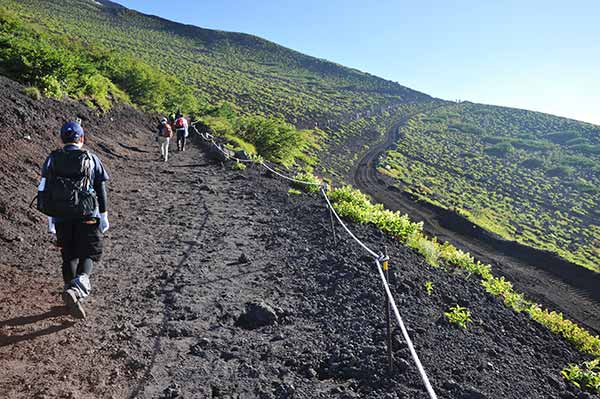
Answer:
[{"left": 62, "top": 289, "right": 86, "bottom": 320}]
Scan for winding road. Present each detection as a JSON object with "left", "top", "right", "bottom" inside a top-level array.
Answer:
[{"left": 349, "top": 116, "right": 600, "bottom": 335}]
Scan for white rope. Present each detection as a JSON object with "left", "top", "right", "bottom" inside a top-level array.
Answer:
[
  {"left": 260, "top": 161, "right": 322, "bottom": 186},
  {"left": 320, "top": 187, "right": 379, "bottom": 259},
  {"left": 375, "top": 260, "right": 438, "bottom": 399},
  {"left": 322, "top": 186, "right": 438, "bottom": 398},
  {"left": 191, "top": 125, "right": 253, "bottom": 163}
]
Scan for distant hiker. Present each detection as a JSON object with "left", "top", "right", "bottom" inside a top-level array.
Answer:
[
  {"left": 36, "top": 121, "right": 110, "bottom": 319},
  {"left": 174, "top": 111, "right": 189, "bottom": 152},
  {"left": 157, "top": 117, "right": 173, "bottom": 162}
]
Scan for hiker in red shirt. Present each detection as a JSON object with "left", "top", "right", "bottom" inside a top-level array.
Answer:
[{"left": 173, "top": 111, "right": 189, "bottom": 152}]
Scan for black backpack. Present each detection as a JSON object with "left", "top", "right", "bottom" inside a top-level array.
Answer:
[{"left": 37, "top": 149, "right": 98, "bottom": 219}]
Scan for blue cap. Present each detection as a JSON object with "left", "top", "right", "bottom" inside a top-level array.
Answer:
[{"left": 60, "top": 121, "right": 85, "bottom": 143}]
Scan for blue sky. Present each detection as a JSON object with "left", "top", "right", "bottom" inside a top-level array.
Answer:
[{"left": 117, "top": 0, "right": 599, "bottom": 125}]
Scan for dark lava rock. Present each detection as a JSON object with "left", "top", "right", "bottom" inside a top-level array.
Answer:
[
  {"left": 160, "top": 383, "right": 181, "bottom": 399},
  {"left": 238, "top": 252, "right": 251, "bottom": 264},
  {"left": 234, "top": 150, "right": 251, "bottom": 161},
  {"left": 460, "top": 385, "right": 488, "bottom": 399},
  {"left": 443, "top": 379, "right": 461, "bottom": 391},
  {"left": 236, "top": 301, "right": 279, "bottom": 330},
  {"left": 396, "top": 358, "right": 410, "bottom": 373},
  {"left": 207, "top": 143, "right": 233, "bottom": 162},
  {"left": 559, "top": 392, "right": 577, "bottom": 399}
]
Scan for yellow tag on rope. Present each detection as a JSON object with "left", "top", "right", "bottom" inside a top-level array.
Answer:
[{"left": 383, "top": 260, "right": 389, "bottom": 271}]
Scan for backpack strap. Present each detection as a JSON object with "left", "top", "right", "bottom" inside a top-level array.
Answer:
[
  {"left": 46, "top": 149, "right": 65, "bottom": 179},
  {"left": 81, "top": 150, "right": 94, "bottom": 191}
]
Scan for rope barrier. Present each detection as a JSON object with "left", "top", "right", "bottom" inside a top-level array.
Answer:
[
  {"left": 322, "top": 186, "right": 438, "bottom": 399},
  {"left": 320, "top": 187, "right": 379, "bottom": 259},
  {"left": 191, "top": 125, "right": 253, "bottom": 163},
  {"left": 375, "top": 259, "right": 439, "bottom": 399},
  {"left": 260, "top": 161, "right": 322, "bottom": 186},
  {"left": 190, "top": 123, "right": 438, "bottom": 399}
]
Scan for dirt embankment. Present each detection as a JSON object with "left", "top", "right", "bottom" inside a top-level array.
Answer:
[
  {"left": 0, "top": 76, "right": 595, "bottom": 398},
  {"left": 350, "top": 118, "right": 600, "bottom": 336}
]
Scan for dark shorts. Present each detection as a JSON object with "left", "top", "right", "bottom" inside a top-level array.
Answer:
[
  {"left": 56, "top": 221, "right": 103, "bottom": 262},
  {"left": 176, "top": 129, "right": 186, "bottom": 140}
]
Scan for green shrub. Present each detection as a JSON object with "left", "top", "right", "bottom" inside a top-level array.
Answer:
[
  {"left": 445, "top": 305, "right": 472, "bottom": 329},
  {"left": 408, "top": 233, "right": 441, "bottom": 266},
  {"left": 22, "top": 86, "right": 41, "bottom": 100},
  {"left": 224, "top": 134, "right": 257, "bottom": 155},
  {"left": 482, "top": 276, "right": 529, "bottom": 312},
  {"left": 0, "top": 7, "right": 200, "bottom": 113},
  {"left": 288, "top": 188, "right": 302, "bottom": 195},
  {"left": 329, "top": 186, "right": 424, "bottom": 244},
  {"left": 546, "top": 165, "right": 575, "bottom": 177},
  {"left": 231, "top": 161, "right": 246, "bottom": 171},
  {"left": 236, "top": 115, "right": 310, "bottom": 166},
  {"left": 424, "top": 281, "right": 433, "bottom": 296},
  {"left": 527, "top": 306, "right": 600, "bottom": 357},
  {"left": 562, "top": 359, "right": 600, "bottom": 393},
  {"left": 520, "top": 158, "right": 545, "bottom": 169},
  {"left": 484, "top": 142, "right": 514, "bottom": 157},
  {"left": 39, "top": 75, "right": 63, "bottom": 98},
  {"left": 547, "top": 130, "right": 581, "bottom": 144},
  {"left": 292, "top": 171, "right": 321, "bottom": 193}
]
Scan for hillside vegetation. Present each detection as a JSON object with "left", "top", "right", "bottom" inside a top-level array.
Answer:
[
  {"left": 1, "top": 0, "right": 429, "bottom": 127},
  {"left": 1, "top": 0, "right": 597, "bottom": 272},
  {"left": 380, "top": 102, "right": 600, "bottom": 272}
]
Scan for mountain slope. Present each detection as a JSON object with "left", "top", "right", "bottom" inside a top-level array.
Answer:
[
  {"left": 379, "top": 102, "right": 600, "bottom": 271},
  {"left": 2, "top": 0, "right": 431, "bottom": 127},
  {"left": 1, "top": 0, "right": 597, "bottom": 273}
]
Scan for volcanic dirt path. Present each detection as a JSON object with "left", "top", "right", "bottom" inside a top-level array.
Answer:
[{"left": 350, "top": 119, "right": 600, "bottom": 335}]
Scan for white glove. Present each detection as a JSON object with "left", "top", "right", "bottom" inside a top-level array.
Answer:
[
  {"left": 48, "top": 217, "right": 56, "bottom": 235},
  {"left": 99, "top": 212, "right": 109, "bottom": 233}
]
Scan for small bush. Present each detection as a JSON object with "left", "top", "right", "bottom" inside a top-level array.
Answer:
[
  {"left": 40, "top": 75, "right": 63, "bottom": 98},
  {"left": 546, "top": 165, "right": 575, "bottom": 177},
  {"left": 527, "top": 306, "right": 600, "bottom": 357},
  {"left": 288, "top": 188, "right": 302, "bottom": 195},
  {"left": 520, "top": 158, "right": 545, "bottom": 169},
  {"left": 484, "top": 142, "right": 514, "bottom": 157},
  {"left": 23, "top": 86, "right": 41, "bottom": 100},
  {"left": 231, "top": 162, "right": 246, "bottom": 171},
  {"left": 237, "top": 115, "right": 310, "bottom": 166},
  {"left": 561, "top": 359, "right": 600, "bottom": 393},
  {"left": 424, "top": 281, "right": 433, "bottom": 296},
  {"left": 482, "top": 276, "right": 529, "bottom": 312},
  {"left": 329, "top": 186, "right": 423, "bottom": 242},
  {"left": 408, "top": 233, "right": 440, "bottom": 267},
  {"left": 292, "top": 171, "right": 321, "bottom": 193},
  {"left": 445, "top": 305, "right": 472, "bottom": 329}
]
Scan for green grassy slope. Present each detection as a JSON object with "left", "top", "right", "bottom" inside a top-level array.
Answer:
[
  {"left": 2, "top": 0, "right": 430, "bottom": 126},
  {"left": 380, "top": 102, "right": 600, "bottom": 271}
]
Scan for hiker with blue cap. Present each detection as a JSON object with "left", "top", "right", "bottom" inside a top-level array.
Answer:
[{"left": 36, "top": 121, "right": 110, "bottom": 319}]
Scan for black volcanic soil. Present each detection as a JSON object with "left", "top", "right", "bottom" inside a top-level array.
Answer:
[{"left": 0, "top": 76, "right": 595, "bottom": 399}]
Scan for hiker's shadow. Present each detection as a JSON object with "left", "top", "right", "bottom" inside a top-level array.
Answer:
[{"left": 0, "top": 306, "right": 75, "bottom": 347}]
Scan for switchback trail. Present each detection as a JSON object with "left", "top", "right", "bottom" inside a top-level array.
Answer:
[{"left": 350, "top": 117, "right": 600, "bottom": 335}]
